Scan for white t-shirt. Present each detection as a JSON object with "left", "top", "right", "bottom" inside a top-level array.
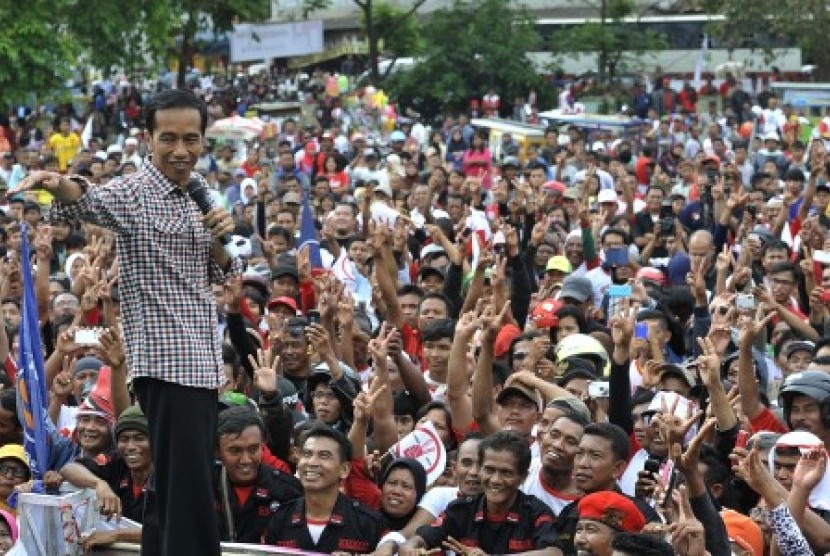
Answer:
[
  {"left": 306, "top": 520, "right": 326, "bottom": 544},
  {"left": 521, "top": 460, "right": 580, "bottom": 516},
  {"left": 418, "top": 486, "right": 461, "bottom": 518},
  {"left": 585, "top": 266, "right": 612, "bottom": 309}
]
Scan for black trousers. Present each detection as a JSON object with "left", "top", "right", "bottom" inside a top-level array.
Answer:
[{"left": 134, "top": 378, "right": 220, "bottom": 556}]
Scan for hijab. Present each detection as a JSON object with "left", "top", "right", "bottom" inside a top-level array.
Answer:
[{"left": 380, "top": 458, "right": 428, "bottom": 530}]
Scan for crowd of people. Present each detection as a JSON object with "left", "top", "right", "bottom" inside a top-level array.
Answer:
[{"left": 0, "top": 66, "right": 827, "bottom": 556}]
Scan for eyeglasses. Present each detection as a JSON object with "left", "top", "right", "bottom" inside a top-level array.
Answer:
[
  {"left": 0, "top": 464, "right": 27, "bottom": 479},
  {"left": 312, "top": 391, "right": 337, "bottom": 401}
]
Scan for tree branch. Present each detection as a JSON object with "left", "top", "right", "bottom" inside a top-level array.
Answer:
[{"left": 381, "top": 0, "right": 427, "bottom": 40}]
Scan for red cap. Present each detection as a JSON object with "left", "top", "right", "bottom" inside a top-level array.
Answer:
[
  {"left": 530, "top": 299, "right": 562, "bottom": 328},
  {"left": 721, "top": 509, "right": 763, "bottom": 556},
  {"left": 703, "top": 153, "right": 721, "bottom": 166},
  {"left": 577, "top": 491, "right": 646, "bottom": 533},
  {"left": 636, "top": 267, "right": 666, "bottom": 286},
  {"left": 77, "top": 366, "right": 114, "bottom": 424},
  {"left": 493, "top": 324, "right": 521, "bottom": 358},
  {"left": 543, "top": 180, "right": 567, "bottom": 194},
  {"left": 267, "top": 296, "right": 298, "bottom": 313}
]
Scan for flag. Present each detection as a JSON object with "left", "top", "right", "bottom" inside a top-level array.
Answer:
[
  {"left": 16, "top": 223, "right": 51, "bottom": 481},
  {"left": 298, "top": 189, "right": 323, "bottom": 268}
]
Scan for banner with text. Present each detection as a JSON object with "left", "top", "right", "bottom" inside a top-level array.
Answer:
[{"left": 230, "top": 21, "right": 324, "bottom": 62}]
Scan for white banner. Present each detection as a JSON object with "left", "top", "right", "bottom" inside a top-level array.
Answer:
[{"left": 230, "top": 21, "right": 324, "bottom": 62}]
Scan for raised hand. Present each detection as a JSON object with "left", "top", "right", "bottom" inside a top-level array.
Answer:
[
  {"left": 481, "top": 300, "right": 511, "bottom": 342},
  {"left": 737, "top": 309, "right": 775, "bottom": 350},
  {"left": 670, "top": 485, "right": 706, "bottom": 556},
  {"left": 793, "top": 447, "right": 828, "bottom": 492},
  {"left": 223, "top": 275, "right": 244, "bottom": 313},
  {"left": 695, "top": 336, "right": 722, "bottom": 388},
  {"left": 247, "top": 347, "right": 281, "bottom": 396},
  {"left": 97, "top": 327, "right": 125, "bottom": 368}
]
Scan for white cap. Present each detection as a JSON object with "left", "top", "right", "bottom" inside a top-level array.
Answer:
[
  {"left": 94, "top": 150, "right": 107, "bottom": 161},
  {"left": 591, "top": 141, "right": 606, "bottom": 152},
  {"left": 764, "top": 130, "right": 780, "bottom": 142},
  {"left": 557, "top": 134, "right": 570, "bottom": 146},
  {"left": 106, "top": 144, "right": 122, "bottom": 154},
  {"left": 373, "top": 182, "right": 393, "bottom": 197},
  {"left": 597, "top": 189, "right": 618, "bottom": 204},
  {"left": 125, "top": 138, "right": 138, "bottom": 146},
  {"left": 420, "top": 243, "right": 446, "bottom": 259}
]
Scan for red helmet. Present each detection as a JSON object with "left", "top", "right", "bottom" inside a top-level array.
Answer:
[{"left": 530, "top": 299, "right": 562, "bottom": 328}]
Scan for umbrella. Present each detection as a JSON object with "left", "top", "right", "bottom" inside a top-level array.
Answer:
[{"left": 206, "top": 115, "right": 264, "bottom": 141}]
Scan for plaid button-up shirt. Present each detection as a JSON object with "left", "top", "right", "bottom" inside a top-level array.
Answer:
[{"left": 52, "top": 164, "right": 242, "bottom": 389}]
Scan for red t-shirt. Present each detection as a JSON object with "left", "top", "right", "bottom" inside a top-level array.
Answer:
[
  {"left": 234, "top": 485, "right": 254, "bottom": 507},
  {"left": 749, "top": 406, "right": 788, "bottom": 435}
]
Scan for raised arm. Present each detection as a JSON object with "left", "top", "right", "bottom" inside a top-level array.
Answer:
[
  {"left": 447, "top": 307, "right": 479, "bottom": 433},
  {"left": 737, "top": 309, "right": 775, "bottom": 421},
  {"left": 472, "top": 300, "right": 510, "bottom": 436}
]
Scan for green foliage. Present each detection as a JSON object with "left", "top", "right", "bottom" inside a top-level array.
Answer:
[
  {"left": 386, "top": 0, "right": 550, "bottom": 118},
  {"left": 548, "top": 0, "right": 666, "bottom": 81},
  {"left": 0, "top": 0, "right": 78, "bottom": 107},
  {"left": 704, "top": 0, "right": 827, "bottom": 77},
  {"left": 367, "top": 2, "right": 424, "bottom": 59}
]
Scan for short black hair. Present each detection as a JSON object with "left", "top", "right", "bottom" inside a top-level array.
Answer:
[
  {"left": 601, "top": 227, "right": 629, "bottom": 246},
  {"left": 217, "top": 405, "right": 266, "bottom": 443},
  {"left": 419, "top": 292, "right": 454, "bottom": 317},
  {"left": 583, "top": 422, "right": 630, "bottom": 462},
  {"left": 611, "top": 532, "right": 674, "bottom": 556},
  {"left": 0, "top": 389, "right": 19, "bottom": 430},
  {"left": 478, "top": 430, "right": 532, "bottom": 477},
  {"left": 397, "top": 284, "right": 425, "bottom": 298},
  {"left": 769, "top": 261, "right": 798, "bottom": 282},
  {"left": 422, "top": 318, "right": 456, "bottom": 342},
  {"left": 300, "top": 424, "right": 353, "bottom": 463},
  {"left": 144, "top": 89, "right": 208, "bottom": 136}
]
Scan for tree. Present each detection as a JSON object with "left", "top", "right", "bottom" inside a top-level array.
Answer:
[
  {"left": 0, "top": 0, "right": 78, "bottom": 107},
  {"left": 702, "top": 0, "right": 826, "bottom": 79},
  {"left": 548, "top": 0, "right": 666, "bottom": 82},
  {"left": 304, "top": 0, "right": 426, "bottom": 83},
  {"left": 386, "top": 0, "right": 552, "bottom": 119},
  {"left": 171, "top": 0, "right": 271, "bottom": 88}
]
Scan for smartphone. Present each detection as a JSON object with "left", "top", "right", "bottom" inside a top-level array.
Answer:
[
  {"left": 587, "top": 381, "right": 609, "bottom": 399},
  {"left": 644, "top": 458, "right": 661, "bottom": 475},
  {"left": 662, "top": 461, "right": 678, "bottom": 507},
  {"left": 736, "top": 430, "right": 749, "bottom": 449},
  {"left": 814, "top": 250, "right": 830, "bottom": 264},
  {"left": 307, "top": 310, "right": 322, "bottom": 325},
  {"left": 608, "top": 284, "right": 633, "bottom": 298},
  {"left": 74, "top": 328, "right": 101, "bottom": 346},
  {"left": 634, "top": 322, "right": 649, "bottom": 340},
  {"left": 736, "top": 293, "right": 756, "bottom": 311}
]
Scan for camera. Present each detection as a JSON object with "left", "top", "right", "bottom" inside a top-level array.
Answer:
[{"left": 660, "top": 217, "right": 675, "bottom": 235}]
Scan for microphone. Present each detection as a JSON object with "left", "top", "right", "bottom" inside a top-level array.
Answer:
[{"left": 186, "top": 178, "right": 238, "bottom": 259}]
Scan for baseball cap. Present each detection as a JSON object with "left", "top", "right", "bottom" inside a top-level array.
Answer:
[
  {"left": 546, "top": 255, "right": 572, "bottom": 274},
  {"left": 501, "top": 156, "right": 520, "bottom": 168},
  {"left": 530, "top": 299, "right": 562, "bottom": 328},
  {"left": 267, "top": 296, "right": 299, "bottom": 314},
  {"left": 497, "top": 383, "right": 543, "bottom": 412},
  {"left": 106, "top": 144, "right": 123, "bottom": 155},
  {"left": 0, "top": 444, "right": 28, "bottom": 470},
  {"left": 73, "top": 356, "right": 103, "bottom": 377},
  {"left": 658, "top": 364, "right": 696, "bottom": 388},
  {"left": 418, "top": 265, "right": 446, "bottom": 281},
  {"left": 125, "top": 137, "right": 138, "bottom": 146},
  {"left": 363, "top": 148, "right": 377, "bottom": 157},
  {"left": 543, "top": 180, "right": 566, "bottom": 194},
  {"left": 591, "top": 141, "right": 606, "bottom": 152},
  {"left": 271, "top": 265, "right": 299, "bottom": 283},
  {"left": 548, "top": 396, "right": 591, "bottom": 421},
  {"left": 597, "top": 189, "right": 618, "bottom": 204},
  {"left": 559, "top": 276, "right": 593, "bottom": 303},
  {"left": 785, "top": 340, "right": 815, "bottom": 359},
  {"left": 763, "top": 130, "right": 780, "bottom": 142},
  {"left": 373, "top": 183, "right": 393, "bottom": 197},
  {"left": 493, "top": 324, "right": 521, "bottom": 358},
  {"left": 420, "top": 243, "right": 446, "bottom": 260}
]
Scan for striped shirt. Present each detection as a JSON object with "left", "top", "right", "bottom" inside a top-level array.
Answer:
[{"left": 51, "top": 163, "right": 242, "bottom": 389}]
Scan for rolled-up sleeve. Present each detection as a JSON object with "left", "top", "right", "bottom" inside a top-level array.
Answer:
[
  {"left": 209, "top": 254, "right": 244, "bottom": 285},
  {"left": 50, "top": 176, "right": 139, "bottom": 236}
]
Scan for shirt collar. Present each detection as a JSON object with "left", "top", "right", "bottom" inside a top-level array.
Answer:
[{"left": 143, "top": 157, "right": 186, "bottom": 198}]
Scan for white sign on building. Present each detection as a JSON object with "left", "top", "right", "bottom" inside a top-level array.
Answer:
[{"left": 230, "top": 20, "right": 324, "bottom": 62}]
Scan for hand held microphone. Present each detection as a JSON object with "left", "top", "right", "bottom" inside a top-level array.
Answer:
[{"left": 186, "top": 178, "right": 238, "bottom": 259}]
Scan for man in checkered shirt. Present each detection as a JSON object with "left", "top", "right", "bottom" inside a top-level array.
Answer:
[{"left": 12, "top": 89, "right": 241, "bottom": 556}]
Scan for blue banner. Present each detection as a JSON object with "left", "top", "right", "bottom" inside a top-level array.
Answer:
[
  {"left": 16, "top": 223, "right": 51, "bottom": 480},
  {"left": 298, "top": 189, "right": 323, "bottom": 268}
]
